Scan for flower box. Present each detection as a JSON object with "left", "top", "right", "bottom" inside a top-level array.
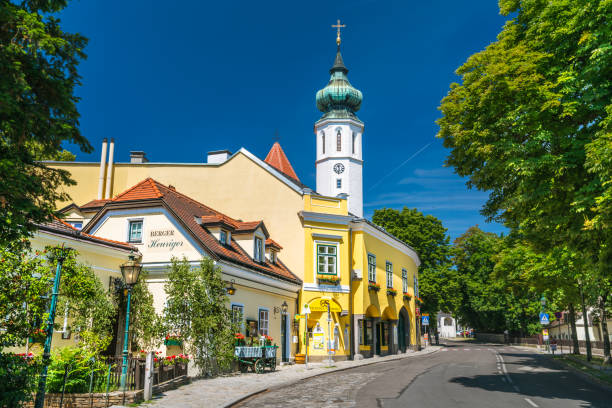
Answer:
[
  {"left": 368, "top": 282, "right": 381, "bottom": 292},
  {"left": 387, "top": 288, "right": 397, "bottom": 297},
  {"left": 403, "top": 293, "right": 412, "bottom": 301},
  {"left": 164, "top": 338, "right": 182, "bottom": 346},
  {"left": 317, "top": 275, "right": 340, "bottom": 285}
]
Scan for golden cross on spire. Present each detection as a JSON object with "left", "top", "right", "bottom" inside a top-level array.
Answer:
[{"left": 331, "top": 19, "right": 346, "bottom": 47}]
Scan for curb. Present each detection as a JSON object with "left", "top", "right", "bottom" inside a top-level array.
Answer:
[
  {"left": 223, "top": 347, "right": 441, "bottom": 407},
  {"left": 547, "top": 356, "right": 612, "bottom": 394}
]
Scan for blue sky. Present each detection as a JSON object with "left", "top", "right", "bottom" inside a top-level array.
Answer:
[{"left": 59, "top": 0, "right": 508, "bottom": 240}]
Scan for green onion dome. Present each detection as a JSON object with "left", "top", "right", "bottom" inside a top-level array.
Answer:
[{"left": 316, "top": 49, "right": 363, "bottom": 120}]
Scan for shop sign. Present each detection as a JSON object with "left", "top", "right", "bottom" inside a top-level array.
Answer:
[
  {"left": 308, "top": 298, "right": 342, "bottom": 313},
  {"left": 294, "top": 314, "right": 305, "bottom": 321},
  {"left": 147, "top": 228, "right": 184, "bottom": 251},
  {"left": 313, "top": 325, "right": 325, "bottom": 350}
]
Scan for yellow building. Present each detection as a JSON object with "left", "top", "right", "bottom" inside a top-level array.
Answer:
[{"left": 48, "top": 38, "right": 422, "bottom": 362}]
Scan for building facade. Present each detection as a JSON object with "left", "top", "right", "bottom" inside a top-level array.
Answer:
[{"left": 48, "top": 38, "right": 422, "bottom": 362}]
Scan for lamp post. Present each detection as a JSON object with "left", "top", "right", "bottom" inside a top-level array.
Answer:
[
  {"left": 34, "top": 247, "right": 70, "bottom": 408},
  {"left": 119, "top": 254, "right": 142, "bottom": 391}
]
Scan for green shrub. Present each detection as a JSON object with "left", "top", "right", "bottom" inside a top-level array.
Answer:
[
  {"left": 46, "top": 347, "right": 108, "bottom": 393},
  {"left": 0, "top": 352, "right": 40, "bottom": 408}
]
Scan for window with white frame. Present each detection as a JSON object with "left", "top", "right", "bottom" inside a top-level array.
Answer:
[
  {"left": 68, "top": 221, "right": 83, "bottom": 230},
  {"left": 258, "top": 308, "right": 269, "bottom": 335},
  {"left": 317, "top": 244, "right": 337, "bottom": 275},
  {"left": 128, "top": 220, "right": 143, "bottom": 243},
  {"left": 231, "top": 304, "right": 244, "bottom": 325},
  {"left": 336, "top": 179, "right": 342, "bottom": 189},
  {"left": 386, "top": 261, "right": 393, "bottom": 288},
  {"left": 254, "top": 237, "right": 264, "bottom": 262},
  {"left": 402, "top": 269, "right": 408, "bottom": 293},
  {"left": 336, "top": 129, "right": 342, "bottom": 151},
  {"left": 220, "top": 230, "right": 228, "bottom": 245},
  {"left": 367, "top": 254, "right": 376, "bottom": 282},
  {"left": 352, "top": 132, "right": 356, "bottom": 154}
]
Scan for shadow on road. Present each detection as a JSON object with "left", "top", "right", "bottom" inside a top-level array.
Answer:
[{"left": 448, "top": 352, "right": 610, "bottom": 407}]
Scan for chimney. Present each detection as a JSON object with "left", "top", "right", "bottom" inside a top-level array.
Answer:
[
  {"left": 104, "top": 138, "right": 115, "bottom": 199},
  {"left": 130, "top": 151, "right": 148, "bottom": 163},
  {"left": 168, "top": 185, "right": 176, "bottom": 191},
  {"left": 97, "top": 138, "right": 108, "bottom": 200},
  {"left": 207, "top": 150, "right": 231, "bottom": 164}
]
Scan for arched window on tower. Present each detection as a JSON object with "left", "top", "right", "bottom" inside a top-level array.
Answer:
[
  {"left": 337, "top": 129, "right": 342, "bottom": 152},
  {"left": 352, "top": 132, "right": 356, "bottom": 154},
  {"left": 321, "top": 132, "right": 325, "bottom": 154}
]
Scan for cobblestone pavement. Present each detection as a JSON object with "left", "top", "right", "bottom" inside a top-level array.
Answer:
[{"left": 133, "top": 347, "right": 440, "bottom": 408}]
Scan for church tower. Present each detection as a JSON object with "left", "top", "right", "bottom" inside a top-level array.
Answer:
[{"left": 315, "top": 26, "right": 364, "bottom": 217}]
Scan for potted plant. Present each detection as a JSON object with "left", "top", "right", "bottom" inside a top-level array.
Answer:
[
  {"left": 263, "top": 335, "right": 273, "bottom": 346},
  {"left": 368, "top": 282, "right": 381, "bottom": 292},
  {"left": 176, "top": 353, "right": 190, "bottom": 369},
  {"left": 234, "top": 332, "right": 246, "bottom": 346},
  {"left": 164, "top": 334, "right": 182, "bottom": 346},
  {"left": 387, "top": 287, "right": 397, "bottom": 297},
  {"left": 317, "top": 275, "right": 340, "bottom": 285},
  {"left": 403, "top": 292, "right": 412, "bottom": 302},
  {"left": 415, "top": 297, "right": 424, "bottom": 305},
  {"left": 162, "top": 355, "right": 176, "bottom": 371}
]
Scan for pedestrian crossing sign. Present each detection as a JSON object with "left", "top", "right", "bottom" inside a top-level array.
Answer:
[
  {"left": 422, "top": 315, "right": 429, "bottom": 325},
  {"left": 539, "top": 312, "right": 550, "bottom": 325}
]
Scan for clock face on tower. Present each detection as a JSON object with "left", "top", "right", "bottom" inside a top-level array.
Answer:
[{"left": 333, "top": 163, "right": 345, "bottom": 174}]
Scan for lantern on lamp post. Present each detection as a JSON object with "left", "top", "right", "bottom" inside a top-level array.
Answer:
[{"left": 119, "top": 254, "right": 142, "bottom": 391}]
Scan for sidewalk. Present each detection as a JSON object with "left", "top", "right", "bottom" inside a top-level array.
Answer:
[{"left": 131, "top": 346, "right": 440, "bottom": 408}]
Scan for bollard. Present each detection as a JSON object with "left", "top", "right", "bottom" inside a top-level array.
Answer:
[{"left": 143, "top": 352, "right": 154, "bottom": 401}]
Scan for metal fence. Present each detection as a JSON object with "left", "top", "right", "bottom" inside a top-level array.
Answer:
[{"left": 104, "top": 357, "right": 188, "bottom": 391}]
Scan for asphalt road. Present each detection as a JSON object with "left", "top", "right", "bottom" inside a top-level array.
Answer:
[{"left": 238, "top": 341, "right": 611, "bottom": 408}]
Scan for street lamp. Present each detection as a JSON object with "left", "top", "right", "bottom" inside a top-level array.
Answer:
[
  {"left": 281, "top": 301, "right": 288, "bottom": 314},
  {"left": 34, "top": 247, "right": 70, "bottom": 408},
  {"left": 226, "top": 279, "right": 236, "bottom": 295},
  {"left": 119, "top": 254, "right": 142, "bottom": 391}
]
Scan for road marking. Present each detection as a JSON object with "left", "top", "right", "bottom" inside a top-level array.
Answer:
[
  {"left": 464, "top": 348, "right": 470, "bottom": 351},
  {"left": 524, "top": 398, "right": 538, "bottom": 407}
]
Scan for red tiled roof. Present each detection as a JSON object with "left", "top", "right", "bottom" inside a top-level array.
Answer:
[
  {"left": 264, "top": 142, "right": 300, "bottom": 181},
  {"left": 80, "top": 199, "right": 110, "bottom": 210},
  {"left": 112, "top": 178, "right": 163, "bottom": 201},
  {"left": 86, "top": 178, "right": 300, "bottom": 284},
  {"left": 265, "top": 238, "right": 283, "bottom": 250},
  {"left": 38, "top": 217, "right": 136, "bottom": 252}
]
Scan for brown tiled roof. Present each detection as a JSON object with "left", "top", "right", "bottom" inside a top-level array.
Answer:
[
  {"left": 265, "top": 238, "right": 283, "bottom": 250},
  {"left": 80, "top": 199, "right": 110, "bottom": 211},
  {"left": 91, "top": 178, "right": 300, "bottom": 284},
  {"left": 38, "top": 217, "right": 136, "bottom": 252},
  {"left": 264, "top": 142, "right": 300, "bottom": 181}
]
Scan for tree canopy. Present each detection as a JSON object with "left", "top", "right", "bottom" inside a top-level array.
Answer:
[{"left": 0, "top": 0, "right": 91, "bottom": 245}]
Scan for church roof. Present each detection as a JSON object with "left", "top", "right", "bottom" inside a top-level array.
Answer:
[
  {"left": 316, "top": 46, "right": 362, "bottom": 121},
  {"left": 84, "top": 178, "right": 301, "bottom": 284},
  {"left": 264, "top": 142, "right": 300, "bottom": 182}
]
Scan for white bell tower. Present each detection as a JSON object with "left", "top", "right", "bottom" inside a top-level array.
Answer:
[{"left": 314, "top": 30, "right": 364, "bottom": 217}]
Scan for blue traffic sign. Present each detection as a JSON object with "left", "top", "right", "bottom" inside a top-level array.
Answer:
[
  {"left": 539, "top": 313, "right": 550, "bottom": 325},
  {"left": 422, "top": 315, "right": 430, "bottom": 325}
]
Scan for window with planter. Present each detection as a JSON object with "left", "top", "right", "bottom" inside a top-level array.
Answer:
[
  {"left": 128, "top": 220, "right": 143, "bottom": 243},
  {"left": 368, "top": 254, "right": 376, "bottom": 282},
  {"left": 317, "top": 244, "right": 337, "bottom": 275},
  {"left": 258, "top": 308, "right": 269, "bottom": 336},
  {"left": 402, "top": 269, "right": 408, "bottom": 294},
  {"left": 386, "top": 261, "right": 393, "bottom": 288}
]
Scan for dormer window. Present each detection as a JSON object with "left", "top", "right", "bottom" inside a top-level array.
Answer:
[
  {"left": 220, "top": 230, "right": 228, "bottom": 245},
  {"left": 254, "top": 237, "right": 264, "bottom": 262},
  {"left": 270, "top": 251, "right": 277, "bottom": 264}
]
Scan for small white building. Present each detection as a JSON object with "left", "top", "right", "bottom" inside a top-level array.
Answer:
[{"left": 437, "top": 312, "right": 457, "bottom": 338}]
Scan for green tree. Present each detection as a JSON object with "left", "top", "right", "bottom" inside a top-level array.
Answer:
[
  {"left": 0, "top": 0, "right": 91, "bottom": 246},
  {"left": 0, "top": 246, "right": 115, "bottom": 352},
  {"left": 372, "top": 207, "right": 459, "bottom": 321},
  {"left": 164, "top": 257, "right": 239, "bottom": 376}
]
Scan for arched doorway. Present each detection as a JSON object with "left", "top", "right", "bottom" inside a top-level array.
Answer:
[{"left": 398, "top": 307, "right": 410, "bottom": 352}]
